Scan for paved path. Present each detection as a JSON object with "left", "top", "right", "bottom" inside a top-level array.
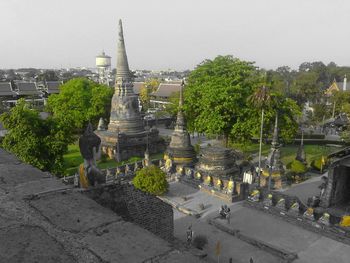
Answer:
[{"left": 167, "top": 181, "right": 350, "bottom": 263}]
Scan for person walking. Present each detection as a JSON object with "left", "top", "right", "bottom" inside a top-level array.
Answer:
[{"left": 186, "top": 225, "right": 193, "bottom": 246}]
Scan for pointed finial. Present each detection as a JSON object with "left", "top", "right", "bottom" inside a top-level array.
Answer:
[
  {"left": 272, "top": 112, "right": 279, "bottom": 147},
  {"left": 179, "top": 79, "right": 184, "bottom": 107},
  {"left": 301, "top": 128, "right": 304, "bottom": 146},
  {"left": 116, "top": 19, "right": 130, "bottom": 80}
]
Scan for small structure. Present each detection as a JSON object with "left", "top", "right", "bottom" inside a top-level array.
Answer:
[
  {"left": 165, "top": 80, "right": 196, "bottom": 169},
  {"left": 196, "top": 146, "right": 243, "bottom": 201},
  {"left": 96, "top": 51, "right": 111, "bottom": 85},
  {"left": 261, "top": 113, "right": 285, "bottom": 189}
]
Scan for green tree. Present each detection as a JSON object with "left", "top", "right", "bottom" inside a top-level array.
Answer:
[
  {"left": 184, "top": 55, "right": 261, "bottom": 146},
  {"left": 164, "top": 91, "right": 180, "bottom": 118},
  {"left": 248, "top": 85, "right": 272, "bottom": 176},
  {"left": 0, "top": 99, "right": 71, "bottom": 174},
  {"left": 139, "top": 83, "right": 150, "bottom": 110},
  {"left": 47, "top": 78, "right": 113, "bottom": 131},
  {"left": 132, "top": 165, "right": 168, "bottom": 195},
  {"left": 145, "top": 78, "right": 160, "bottom": 92},
  {"left": 290, "top": 71, "right": 319, "bottom": 104}
]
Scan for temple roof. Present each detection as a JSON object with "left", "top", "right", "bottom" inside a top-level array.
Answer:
[
  {"left": 16, "top": 82, "right": 41, "bottom": 96},
  {"left": 151, "top": 83, "right": 181, "bottom": 98},
  {"left": 0, "top": 82, "right": 16, "bottom": 96},
  {"left": 325, "top": 80, "right": 350, "bottom": 95},
  {"left": 133, "top": 82, "right": 144, "bottom": 95},
  {"left": 45, "top": 81, "right": 62, "bottom": 94}
]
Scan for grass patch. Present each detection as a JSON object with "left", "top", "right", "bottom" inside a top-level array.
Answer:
[
  {"left": 62, "top": 143, "right": 164, "bottom": 176},
  {"left": 231, "top": 142, "right": 338, "bottom": 166}
]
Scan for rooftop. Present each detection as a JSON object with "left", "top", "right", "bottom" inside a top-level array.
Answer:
[
  {"left": 0, "top": 148, "right": 202, "bottom": 263},
  {"left": 0, "top": 82, "right": 16, "bottom": 96},
  {"left": 15, "top": 82, "right": 41, "bottom": 96},
  {"left": 151, "top": 83, "right": 182, "bottom": 98}
]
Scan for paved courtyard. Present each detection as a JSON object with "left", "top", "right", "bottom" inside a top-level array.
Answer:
[{"left": 165, "top": 181, "right": 350, "bottom": 263}]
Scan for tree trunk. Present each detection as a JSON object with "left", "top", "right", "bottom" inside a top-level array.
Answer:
[
  {"left": 224, "top": 133, "right": 229, "bottom": 147},
  {"left": 258, "top": 109, "right": 264, "bottom": 184}
]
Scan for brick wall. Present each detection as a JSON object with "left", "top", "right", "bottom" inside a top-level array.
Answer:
[{"left": 84, "top": 184, "right": 174, "bottom": 241}]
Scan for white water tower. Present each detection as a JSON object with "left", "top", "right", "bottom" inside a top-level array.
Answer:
[{"left": 96, "top": 51, "right": 111, "bottom": 85}]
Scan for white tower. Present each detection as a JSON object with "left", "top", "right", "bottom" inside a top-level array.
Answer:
[{"left": 96, "top": 51, "right": 111, "bottom": 85}]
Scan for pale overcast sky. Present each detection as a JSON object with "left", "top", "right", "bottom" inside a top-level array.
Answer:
[{"left": 1, "top": 0, "right": 349, "bottom": 70}]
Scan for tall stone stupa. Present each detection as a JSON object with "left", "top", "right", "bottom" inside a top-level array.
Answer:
[{"left": 96, "top": 20, "right": 165, "bottom": 161}]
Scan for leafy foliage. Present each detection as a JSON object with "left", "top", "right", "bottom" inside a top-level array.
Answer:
[
  {"left": 139, "top": 79, "right": 160, "bottom": 110},
  {"left": 311, "top": 156, "right": 328, "bottom": 171},
  {"left": 0, "top": 99, "right": 71, "bottom": 174},
  {"left": 132, "top": 165, "right": 168, "bottom": 195},
  {"left": 47, "top": 78, "right": 113, "bottom": 130},
  {"left": 184, "top": 55, "right": 261, "bottom": 145},
  {"left": 183, "top": 55, "right": 300, "bottom": 144},
  {"left": 287, "top": 160, "right": 307, "bottom": 175}
]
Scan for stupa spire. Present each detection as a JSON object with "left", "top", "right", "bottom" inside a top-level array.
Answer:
[
  {"left": 174, "top": 80, "right": 186, "bottom": 132},
  {"left": 271, "top": 112, "right": 279, "bottom": 148},
  {"left": 116, "top": 19, "right": 131, "bottom": 81}
]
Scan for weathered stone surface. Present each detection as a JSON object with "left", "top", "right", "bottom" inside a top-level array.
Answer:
[
  {"left": 85, "top": 184, "right": 174, "bottom": 241},
  {"left": 0, "top": 225, "right": 75, "bottom": 263},
  {"left": 30, "top": 192, "right": 121, "bottom": 233},
  {"left": 81, "top": 221, "right": 172, "bottom": 263},
  {"left": 196, "top": 146, "right": 239, "bottom": 179},
  {"left": 0, "top": 148, "right": 201, "bottom": 263}
]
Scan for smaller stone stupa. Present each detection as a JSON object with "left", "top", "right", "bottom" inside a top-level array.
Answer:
[
  {"left": 261, "top": 113, "right": 285, "bottom": 189},
  {"left": 165, "top": 80, "right": 196, "bottom": 168},
  {"left": 195, "top": 146, "right": 243, "bottom": 201}
]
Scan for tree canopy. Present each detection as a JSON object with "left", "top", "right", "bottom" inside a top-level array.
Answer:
[
  {"left": 184, "top": 55, "right": 261, "bottom": 145},
  {"left": 183, "top": 55, "right": 300, "bottom": 144},
  {"left": 47, "top": 78, "right": 113, "bottom": 130},
  {"left": 0, "top": 99, "right": 71, "bottom": 174}
]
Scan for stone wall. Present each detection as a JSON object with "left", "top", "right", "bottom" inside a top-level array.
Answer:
[{"left": 84, "top": 184, "right": 174, "bottom": 241}]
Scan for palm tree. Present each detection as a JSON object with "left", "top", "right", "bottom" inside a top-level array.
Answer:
[{"left": 249, "top": 85, "right": 271, "bottom": 183}]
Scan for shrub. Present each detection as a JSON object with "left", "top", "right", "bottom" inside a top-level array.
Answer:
[
  {"left": 132, "top": 165, "right": 168, "bottom": 195},
  {"left": 287, "top": 160, "right": 307, "bottom": 175},
  {"left": 193, "top": 235, "right": 208, "bottom": 250},
  {"left": 311, "top": 156, "right": 328, "bottom": 171},
  {"left": 100, "top": 153, "right": 108, "bottom": 163}
]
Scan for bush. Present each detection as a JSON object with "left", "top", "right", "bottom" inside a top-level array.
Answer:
[
  {"left": 132, "top": 165, "right": 168, "bottom": 195},
  {"left": 287, "top": 160, "right": 307, "bottom": 175},
  {"left": 100, "top": 153, "right": 108, "bottom": 163},
  {"left": 193, "top": 235, "right": 208, "bottom": 250},
  {"left": 311, "top": 156, "right": 328, "bottom": 171}
]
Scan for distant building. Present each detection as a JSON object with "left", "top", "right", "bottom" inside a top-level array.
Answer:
[
  {"left": 44, "top": 81, "right": 63, "bottom": 96},
  {"left": 324, "top": 75, "right": 350, "bottom": 96},
  {"left": 150, "top": 82, "right": 182, "bottom": 108}
]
